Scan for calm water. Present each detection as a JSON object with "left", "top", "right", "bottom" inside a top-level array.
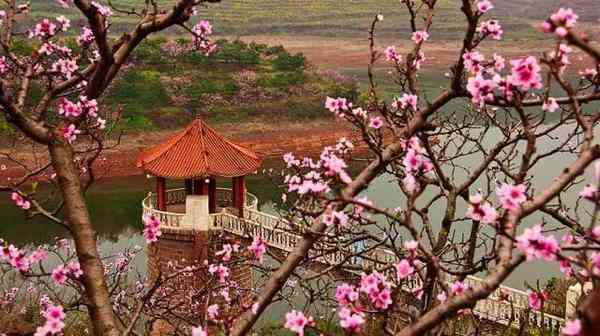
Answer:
[{"left": 1, "top": 124, "right": 595, "bottom": 292}]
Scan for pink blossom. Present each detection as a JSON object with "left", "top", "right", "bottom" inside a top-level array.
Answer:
[
  {"left": 62, "top": 124, "right": 81, "bottom": 144},
  {"left": 0, "top": 56, "right": 7, "bottom": 75},
  {"left": 192, "top": 20, "right": 216, "bottom": 54},
  {"left": 476, "top": 0, "right": 493, "bottom": 13},
  {"left": 509, "top": 56, "right": 543, "bottom": 90},
  {"left": 496, "top": 183, "right": 527, "bottom": 212},
  {"left": 44, "top": 305, "right": 65, "bottom": 322},
  {"left": 404, "top": 240, "right": 419, "bottom": 255},
  {"left": 516, "top": 224, "right": 560, "bottom": 261},
  {"left": 394, "top": 93, "right": 419, "bottom": 111},
  {"left": 338, "top": 307, "right": 365, "bottom": 332},
  {"left": 579, "top": 184, "right": 598, "bottom": 201},
  {"left": 143, "top": 215, "right": 162, "bottom": 244},
  {"left": 437, "top": 291, "right": 447, "bottom": 303},
  {"left": 335, "top": 283, "right": 359, "bottom": 306},
  {"left": 284, "top": 310, "right": 311, "bottom": 336},
  {"left": 450, "top": 281, "right": 467, "bottom": 296},
  {"left": 207, "top": 304, "right": 219, "bottom": 320},
  {"left": 58, "top": 98, "right": 82, "bottom": 118},
  {"left": 29, "top": 249, "right": 47, "bottom": 263},
  {"left": 413, "top": 51, "right": 426, "bottom": 70},
  {"left": 51, "top": 58, "right": 78, "bottom": 79},
  {"left": 580, "top": 68, "right": 598, "bottom": 81},
  {"left": 394, "top": 259, "right": 414, "bottom": 280},
  {"left": 51, "top": 265, "right": 68, "bottom": 285},
  {"left": 30, "top": 19, "right": 57, "bottom": 39},
  {"left": 527, "top": 290, "right": 547, "bottom": 311},
  {"left": 248, "top": 237, "right": 266, "bottom": 263},
  {"left": 11, "top": 192, "right": 31, "bottom": 210},
  {"left": 191, "top": 326, "right": 208, "bottom": 336},
  {"left": 466, "top": 193, "right": 498, "bottom": 224},
  {"left": 550, "top": 8, "right": 578, "bottom": 29},
  {"left": 559, "top": 259, "right": 574, "bottom": 279},
  {"left": 543, "top": 97, "right": 559, "bottom": 112},
  {"left": 385, "top": 46, "right": 401, "bottom": 63},
  {"left": 67, "top": 261, "right": 83, "bottom": 278},
  {"left": 594, "top": 161, "right": 600, "bottom": 181},
  {"left": 463, "top": 51, "right": 485, "bottom": 74},
  {"left": 91, "top": 1, "right": 112, "bottom": 17},
  {"left": 403, "top": 173, "right": 419, "bottom": 193},
  {"left": 56, "top": 15, "right": 70, "bottom": 31},
  {"left": 216, "top": 244, "right": 234, "bottom": 261},
  {"left": 79, "top": 96, "right": 99, "bottom": 117},
  {"left": 592, "top": 252, "right": 600, "bottom": 276},
  {"left": 77, "top": 26, "right": 95, "bottom": 45},
  {"left": 371, "top": 287, "right": 393, "bottom": 309},
  {"left": 411, "top": 30, "right": 429, "bottom": 44},
  {"left": 467, "top": 73, "right": 496, "bottom": 107},
  {"left": 325, "top": 96, "right": 348, "bottom": 115},
  {"left": 561, "top": 319, "right": 581, "bottom": 336},
  {"left": 208, "top": 264, "right": 229, "bottom": 283},
  {"left": 477, "top": 20, "right": 503, "bottom": 40},
  {"left": 369, "top": 116, "right": 383, "bottom": 129},
  {"left": 323, "top": 210, "right": 349, "bottom": 228},
  {"left": 493, "top": 53, "right": 505, "bottom": 71}
]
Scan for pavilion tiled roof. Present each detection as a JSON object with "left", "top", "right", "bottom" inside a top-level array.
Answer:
[{"left": 136, "top": 119, "right": 262, "bottom": 179}]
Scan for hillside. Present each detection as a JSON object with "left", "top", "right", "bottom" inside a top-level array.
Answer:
[{"left": 27, "top": 0, "right": 600, "bottom": 40}]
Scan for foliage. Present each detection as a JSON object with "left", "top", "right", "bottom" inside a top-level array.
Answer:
[
  {"left": 132, "top": 37, "right": 168, "bottom": 65},
  {"left": 272, "top": 52, "right": 306, "bottom": 72}
]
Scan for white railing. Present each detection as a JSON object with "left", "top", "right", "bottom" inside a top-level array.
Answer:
[
  {"left": 141, "top": 188, "right": 259, "bottom": 230},
  {"left": 142, "top": 203, "right": 185, "bottom": 229},
  {"left": 209, "top": 211, "right": 565, "bottom": 332},
  {"left": 141, "top": 189, "right": 565, "bottom": 331}
]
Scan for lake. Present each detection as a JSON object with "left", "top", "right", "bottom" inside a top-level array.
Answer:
[{"left": 1, "top": 124, "right": 595, "bottom": 294}]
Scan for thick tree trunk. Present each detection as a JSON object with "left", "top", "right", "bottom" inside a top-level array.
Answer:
[{"left": 49, "top": 141, "right": 120, "bottom": 336}]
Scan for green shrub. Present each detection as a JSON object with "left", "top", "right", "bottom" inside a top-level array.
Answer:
[
  {"left": 133, "top": 37, "right": 167, "bottom": 65},
  {"left": 185, "top": 79, "right": 220, "bottom": 97},
  {"left": 107, "top": 70, "right": 170, "bottom": 121},
  {"left": 222, "top": 80, "right": 239, "bottom": 98},
  {"left": 260, "top": 71, "right": 306, "bottom": 89},
  {"left": 264, "top": 45, "right": 285, "bottom": 56},
  {"left": 10, "top": 38, "right": 35, "bottom": 56},
  {"left": 272, "top": 52, "right": 306, "bottom": 71},
  {"left": 215, "top": 40, "right": 261, "bottom": 65},
  {"left": 123, "top": 115, "right": 153, "bottom": 129},
  {"left": 286, "top": 97, "right": 327, "bottom": 119}
]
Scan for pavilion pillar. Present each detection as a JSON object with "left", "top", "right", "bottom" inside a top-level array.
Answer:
[
  {"left": 209, "top": 178, "right": 217, "bottom": 214},
  {"left": 232, "top": 176, "right": 246, "bottom": 218},
  {"left": 194, "top": 179, "right": 209, "bottom": 195},
  {"left": 185, "top": 179, "right": 194, "bottom": 195},
  {"left": 156, "top": 177, "right": 166, "bottom": 211}
]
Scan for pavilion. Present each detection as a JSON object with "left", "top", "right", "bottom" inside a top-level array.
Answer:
[{"left": 136, "top": 118, "right": 262, "bottom": 218}]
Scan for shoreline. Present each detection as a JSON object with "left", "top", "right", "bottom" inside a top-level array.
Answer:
[{"left": 0, "top": 119, "right": 372, "bottom": 181}]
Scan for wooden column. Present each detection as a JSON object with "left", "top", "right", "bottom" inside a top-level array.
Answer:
[
  {"left": 156, "top": 177, "right": 166, "bottom": 211},
  {"left": 184, "top": 179, "right": 193, "bottom": 195},
  {"left": 194, "top": 179, "right": 209, "bottom": 195},
  {"left": 209, "top": 178, "right": 217, "bottom": 214},
  {"left": 232, "top": 176, "right": 246, "bottom": 217}
]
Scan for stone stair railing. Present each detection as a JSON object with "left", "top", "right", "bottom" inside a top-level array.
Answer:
[{"left": 210, "top": 211, "right": 566, "bottom": 333}]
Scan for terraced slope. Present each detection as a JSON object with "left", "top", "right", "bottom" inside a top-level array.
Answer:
[{"left": 26, "top": 0, "right": 599, "bottom": 40}]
